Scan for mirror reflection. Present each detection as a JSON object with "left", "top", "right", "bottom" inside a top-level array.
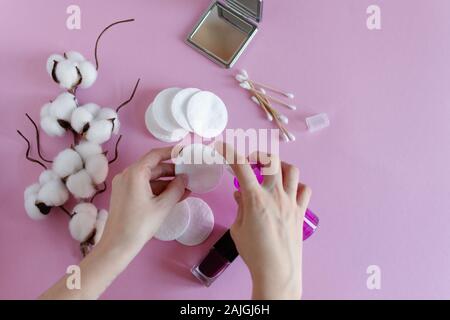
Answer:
[{"left": 188, "top": 3, "right": 255, "bottom": 65}]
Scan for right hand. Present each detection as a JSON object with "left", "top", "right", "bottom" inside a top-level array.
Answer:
[{"left": 215, "top": 142, "right": 311, "bottom": 300}]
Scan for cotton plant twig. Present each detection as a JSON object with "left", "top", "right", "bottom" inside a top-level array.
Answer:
[
  {"left": 17, "top": 130, "right": 48, "bottom": 169},
  {"left": 59, "top": 205, "right": 72, "bottom": 218},
  {"left": 116, "top": 78, "right": 140, "bottom": 113},
  {"left": 90, "top": 182, "right": 107, "bottom": 203},
  {"left": 94, "top": 19, "right": 135, "bottom": 70},
  {"left": 25, "top": 113, "right": 52, "bottom": 163},
  {"left": 108, "top": 135, "right": 123, "bottom": 164}
]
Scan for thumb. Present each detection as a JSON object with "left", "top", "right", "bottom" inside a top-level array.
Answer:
[{"left": 157, "top": 174, "right": 188, "bottom": 207}]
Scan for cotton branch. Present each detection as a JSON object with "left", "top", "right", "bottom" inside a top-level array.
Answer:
[
  {"left": 108, "top": 135, "right": 122, "bottom": 164},
  {"left": 25, "top": 113, "right": 52, "bottom": 163},
  {"left": 94, "top": 19, "right": 135, "bottom": 70},
  {"left": 17, "top": 130, "right": 47, "bottom": 170},
  {"left": 116, "top": 78, "right": 140, "bottom": 113}
]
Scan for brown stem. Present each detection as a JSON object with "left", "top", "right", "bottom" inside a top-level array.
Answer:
[
  {"left": 17, "top": 130, "right": 47, "bottom": 170},
  {"left": 71, "top": 130, "right": 78, "bottom": 145},
  {"left": 90, "top": 182, "right": 107, "bottom": 203},
  {"left": 116, "top": 78, "right": 140, "bottom": 113},
  {"left": 94, "top": 19, "right": 135, "bottom": 70},
  {"left": 59, "top": 206, "right": 72, "bottom": 218},
  {"left": 108, "top": 135, "right": 122, "bottom": 164},
  {"left": 25, "top": 113, "right": 52, "bottom": 163}
]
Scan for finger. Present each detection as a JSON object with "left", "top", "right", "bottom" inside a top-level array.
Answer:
[
  {"left": 150, "top": 180, "right": 170, "bottom": 195},
  {"left": 137, "top": 146, "right": 177, "bottom": 180},
  {"left": 296, "top": 183, "right": 312, "bottom": 209},
  {"left": 157, "top": 175, "right": 189, "bottom": 207},
  {"left": 233, "top": 191, "right": 241, "bottom": 205},
  {"left": 150, "top": 163, "right": 175, "bottom": 180},
  {"left": 214, "top": 141, "right": 259, "bottom": 191},
  {"left": 248, "top": 151, "right": 282, "bottom": 190},
  {"left": 281, "top": 162, "right": 299, "bottom": 196},
  {"left": 151, "top": 179, "right": 191, "bottom": 201}
]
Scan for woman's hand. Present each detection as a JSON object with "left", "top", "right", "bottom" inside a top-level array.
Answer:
[
  {"left": 99, "top": 147, "right": 189, "bottom": 257},
  {"left": 215, "top": 142, "right": 311, "bottom": 300},
  {"left": 40, "top": 146, "right": 189, "bottom": 300}
]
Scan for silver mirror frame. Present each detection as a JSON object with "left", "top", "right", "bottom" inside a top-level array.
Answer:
[{"left": 186, "top": 1, "right": 258, "bottom": 69}]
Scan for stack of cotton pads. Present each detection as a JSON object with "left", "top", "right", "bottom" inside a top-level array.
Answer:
[
  {"left": 145, "top": 88, "right": 228, "bottom": 142},
  {"left": 155, "top": 197, "right": 214, "bottom": 246}
]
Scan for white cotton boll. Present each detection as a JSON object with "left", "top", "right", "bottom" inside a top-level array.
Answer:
[
  {"left": 40, "top": 103, "right": 51, "bottom": 118},
  {"left": 85, "top": 154, "right": 108, "bottom": 185},
  {"left": 50, "top": 92, "right": 77, "bottom": 121},
  {"left": 69, "top": 203, "right": 98, "bottom": 242},
  {"left": 78, "top": 60, "right": 98, "bottom": 88},
  {"left": 38, "top": 170, "right": 59, "bottom": 185},
  {"left": 66, "top": 169, "right": 96, "bottom": 199},
  {"left": 41, "top": 116, "right": 66, "bottom": 137},
  {"left": 70, "top": 107, "right": 94, "bottom": 134},
  {"left": 24, "top": 183, "right": 40, "bottom": 199},
  {"left": 46, "top": 54, "right": 64, "bottom": 75},
  {"left": 93, "top": 209, "right": 108, "bottom": 245},
  {"left": 65, "top": 51, "right": 85, "bottom": 64},
  {"left": 96, "top": 108, "right": 120, "bottom": 134},
  {"left": 85, "top": 120, "right": 113, "bottom": 144},
  {"left": 25, "top": 194, "right": 48, "bottom": 220},
  {"left": 54, "top": 59, "right": 80, "bottom": 89},
  {"left": 74, "top": 141, "right": 102, "bottom": 162},
  {"left": 82, "top": 103, "right": 101, "bottom": 116},
  {"left": 37, "top": 179, "right": 69, "bottom": 206},
  {"left": 53, "top": 148, "right": 83, "bottom": 178}
]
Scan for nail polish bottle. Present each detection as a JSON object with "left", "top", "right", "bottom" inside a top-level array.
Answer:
[{"left": 191, "top": 230, "right": 238, "bottom": 287}]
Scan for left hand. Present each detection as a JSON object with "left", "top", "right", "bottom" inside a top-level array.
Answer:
[{"left": 98, "top": 146, "right": 190, "bottom": 256}]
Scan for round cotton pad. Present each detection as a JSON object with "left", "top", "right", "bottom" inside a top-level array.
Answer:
[
  {"left": 176, "top": 197, "right": 214, "bottom": 246},
  {"left": 174, "top": 144, "right": 224, "bottom": 194},
  {"left": 145, "top": 103, "right": 188, "bottom": 143},
  {"left": 171, "top": 88, "right": 200, "bottom": 132},
  {"left": 152, "top": 87, "right": 184, "bottom": 132},
  {"left": 154, "top": 200, "right": 190, "bottom": 241},
  {"left": 186, "top": 91, "right": 228, "bottom": 138}
]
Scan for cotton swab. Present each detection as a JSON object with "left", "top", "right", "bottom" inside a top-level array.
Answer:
[
  {"left": 240, "top": 81, "right": 296, "bottom": 110},
  {"left": 252, "top": 80, "right": 295, "bottom": 99},
  {"left": 243, "top": 76, "right": 296, "bottom": 142},
  {"left": 258, "top": 88, "right": 297, "bottom": 110},
  {"left": 253, "top": 90, "right": 295, "bottom": 142},
  {"left": 251, "top": 96, "right": 273, "bottom": 121},
  {"left": 237, "top": 70, "right": 294, "bottom": 99}
]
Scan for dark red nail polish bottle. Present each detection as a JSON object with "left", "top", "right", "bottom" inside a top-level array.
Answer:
[{"left": 191, "top": 230, "right": 238, "bottom": 287}]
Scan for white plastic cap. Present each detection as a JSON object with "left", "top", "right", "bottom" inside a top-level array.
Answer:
[{"left": 306, "top": 113, "right": 330, "bottom": 133}]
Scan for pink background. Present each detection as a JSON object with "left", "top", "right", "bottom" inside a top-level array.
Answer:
[{"left": 1, "top": 0, "right": 450, "bottom": 299}]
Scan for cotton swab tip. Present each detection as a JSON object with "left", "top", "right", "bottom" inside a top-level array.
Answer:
[
  {"left": 240, "top": 69, "right": 249, "bottom": 79},
  {"left": 251, "top": 96, "right": 260, "bottom": 105},
  {"left": 286, "top": 93, "right": 295, "bottom": 99},
  {"left": 280, "top": 131, "right": 290, "bottom": 142},
  {"left": 287, "top": 132, "right": 296, "bottom": 141},
  {"left": 260, "top": 88, "right": 267, "bottom": 94},
  {"left": 278, "top": 114, "right": 289, "bottom": 124},
  {"left": 239, "top": 81, "right": 252, "bottom": 90},
  {"left": 288, "top": 105, "right": 297, "bottom": 111},
  {"left": 235, "top": 74, "right": 246, "bottom": 82}
]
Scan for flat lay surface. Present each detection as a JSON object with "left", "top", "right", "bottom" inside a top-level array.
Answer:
[{"left": 1, "top": 0, "right": 450, "bottom": 299}]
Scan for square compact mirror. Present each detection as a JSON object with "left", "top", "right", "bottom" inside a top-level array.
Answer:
[{"left": 186, "top": 0, "right": 263, "bottom": 68}]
